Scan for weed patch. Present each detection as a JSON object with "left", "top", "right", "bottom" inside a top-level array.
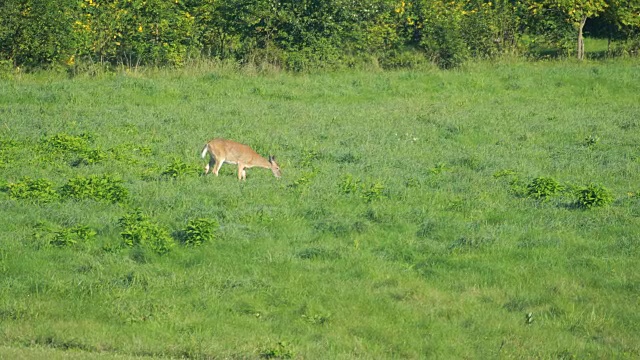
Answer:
[
  {"left": 46, "top": 133, "right": 91, "bottom": 153},
  {"left": 32, "top": 222, "right": 96, "bottom": 248},
  {"left": 3, "top": 177, "right": 59, "bottom": 202},
  {"left": 261, "top": 341, "right": 295, "bottom": 359},
  {"left": 61, "top": 175, "right": 128, "bottom": 203},
  {"left": 339, "top": 174, "right": 386, "bottom": 202},
  {"left": 119, "top": 210, "right": 174, "bottom": 255},
  {"left": 526, "top": 177, "right": 564, "bottom": 200},
  {"left": 50, "top": 225, "right": 96, "bottom": 247},
  {"left": 575, "top": 183, "right": 613, "bottom": 209},
  {"left": 161, "top": 158, "right": 200, "bottom": 178},
  {"left": 177, "top": 218, "right": 219, "bottom": 246}
]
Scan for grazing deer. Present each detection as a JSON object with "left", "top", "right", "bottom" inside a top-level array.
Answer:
[{"left": 201, "top": 138, "right": 281, "bottom": 180}]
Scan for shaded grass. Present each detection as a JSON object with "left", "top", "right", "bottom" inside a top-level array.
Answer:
[{"left": 1, "top": 59, "right": 640, "bottom": 358}]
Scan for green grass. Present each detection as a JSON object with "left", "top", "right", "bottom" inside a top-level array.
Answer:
[{"left": 1, "top": 59, "right": 640, "bottom": 359}]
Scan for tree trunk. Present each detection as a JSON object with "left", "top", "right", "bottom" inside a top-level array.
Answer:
[{"left": 577, "top": 15, "right": 587, "bottom": 60}]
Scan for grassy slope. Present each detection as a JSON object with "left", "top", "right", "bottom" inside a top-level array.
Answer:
[{"left": 0, "top": 59, "right": 639, "bottom": 359}]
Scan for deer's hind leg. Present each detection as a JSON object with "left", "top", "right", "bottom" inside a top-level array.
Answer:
[
  {"left": 213, "top": 157, "right": 225, "bottom": 176},
  {"left": 204, "top": 153, "right": 217, "bottom": 175}
]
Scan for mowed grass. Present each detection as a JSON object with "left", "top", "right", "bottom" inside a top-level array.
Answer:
[{"left": 0, "top": 59, "right": 639, "bottom": 359}]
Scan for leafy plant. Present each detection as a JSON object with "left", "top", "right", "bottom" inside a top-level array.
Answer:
[
  {"left": 493, "top": 169, "right": 517, "bottom": 178},
  {"left": 300, "top": 149, "right": 322, "bottom": 167},
  {"left": 44, "top": 133, "right": 110, "bottom": 166},
  {"left": 61, "top": 175, "right": 128, "bottom": 203},
  {"left": 182, "top": 218, "right": 218, "bottom": 247},
  {"left": 0, "top": 138, "right": 20, "bottom": 168},
  {"left": 339, "top": 174, "right": 361, "bottom": 195},
  {"left": 361, "top": 180, "right": 386, "bottom": 203},
  {"left": 3, "top": 177, "right": 59, "bottom": 202},
  {"left": 339, "top": 174, "right": 385, "bottom": 202},
  {"left": 430, "top": 162, "right": 450, "bottom": 175},
  {"left": 526, "top": 177, "right": 564, "bottom": 200},
  {"left": 583, "top": 134, "right": 600, "bottom": 148},
  {"left": 46, "top": 133, "right": 91, "bottom": 153},
  {"left": 289, "top": 170, "right": 317, "bottom": 191},
  {"left": 261, "top": 341, "right": 295, "bottom": 359},
  {"left": 161, "top": 159, "right": 199, "bottom": 178},
  {"left": 575, "top": 183, "right": 613, "bottom": 209},
  {"left": 118, "top": 210, "right": 174, "bottom": 255},
  {"left": 31, "top": 222, "right": 96, "bottom": 247},
  {"left": 71, "top": 148, "right": 108, "bottom": 166},
  {"left": 50, "top": 225, "right": 96, "bottom": 247}
]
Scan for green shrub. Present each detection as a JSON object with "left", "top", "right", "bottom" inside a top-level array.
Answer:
[
  {"left": 261, "top": 341, "right": 294, "bottom": 359},
  {"left": 50, "top": 225, "right": 97, "bottom": 247},
  {"left": 361, "top": 181, "right": 386, "bottom": 203},
  {"left": 339, "top": 174, "right": 361, "bottom": 195},
  {"left": 575, "top": 184, "right": 613, "bottom": 209},
  {"left": 299, "top": 149, "right": 322, "bottom": 167},
  {"left": 289, "top": 170, "right": 317, "bottom": 191},
  {"left": 339, "top": 174, "right": 386, "bottom": 202},
  {"left": 119, "top": 210, "right": 174, "bottom": 255},
  {"left": 61, "top": 175, "right": 128, "bottom": 203},
  {"left": 3, "top": 177, "right": 59, "bottom": 202},
  {"left": 0, "top": 138, "right": 20, "bottom": 168},
  {"left": 161, "top": 159, "right": 199, "bottom": 178},
  {"left": 583, "top": 134, "right": 600, "bottom": 148},
  {"left": 526, "top": 177, "right": 564, "bottom": 200},
  {"left": 71, "top": 148, "right": 108, "bottom": 166},
  {"left": 430, "top": 162, "right": 450, "bottom": 175},
  {"left": 419, "top": 20, "right": 469, "bottom": 69},
  {"left": 182, "top": 218, "right": 218, "bottom": 247},
  {"left": 46, "top": 133, "right": 91, "bottom": 153},
  {"left": 32, "top": 222, "right": 96, "bottom": 247}
]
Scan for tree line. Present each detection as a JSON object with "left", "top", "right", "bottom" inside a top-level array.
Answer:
[{"left": 1, "top": 0, "right": 639, "bottom": 71}]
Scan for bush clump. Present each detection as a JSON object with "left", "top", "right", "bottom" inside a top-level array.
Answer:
[
  {"left": 50, "top": 225, "right": 97, "bottom": 247},
  {"left": 118, "top": 210, "right": 174, "bottom": 255},
  {"left": 3, "top": 177, "right": 59, "bottom": 203},
  {"left": 526, "top": 177, "right": 564, "bottom": 200},
  {"left": 182, "top": 218, "right": 219, "bottom": 247},
  {"left": 32, "top": 222, "right": 96, "bottom": 248},
  {"left": 339, "top": 174, "right": 386, "bottom": 202},
  {"left": 161, "top": 159, "right": 199, "bottom": 178},
  {"left": 575, "top": 184, "right": 613, "bottom": 209},
  {"left": 61, "top": 175, "right": 128, "bottom": 203}
]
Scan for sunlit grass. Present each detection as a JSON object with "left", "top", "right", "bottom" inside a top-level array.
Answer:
[{"left": 1, "top": 59, "right": 639, "bottom": 358}]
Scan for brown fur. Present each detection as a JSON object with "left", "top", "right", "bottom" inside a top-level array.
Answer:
[{"left": 201, "top": 138, "right": 281, "bottom": 180}]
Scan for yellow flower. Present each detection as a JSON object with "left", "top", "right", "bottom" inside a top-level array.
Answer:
[
  {"left": 138, "top": 25, "right": 143, "bottom": 32},
  {"left": 66, "top": 55, "right": 75, "bottom": 66}
]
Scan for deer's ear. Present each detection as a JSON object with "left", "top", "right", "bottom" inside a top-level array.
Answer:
[{"left": 269, "top": 155, "right": 275, "bottom": 162}]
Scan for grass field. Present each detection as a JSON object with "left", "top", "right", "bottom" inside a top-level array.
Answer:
[{"left": 1, "top": 58, "right": 639, "bottom": 359}]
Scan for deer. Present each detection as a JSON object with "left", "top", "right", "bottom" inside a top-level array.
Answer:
[{"left": 201, "top": 138, "right": 281, "bottom": 180}]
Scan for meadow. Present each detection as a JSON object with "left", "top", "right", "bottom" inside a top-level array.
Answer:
[{"left": 0, "top": 59, "right": 639, "bottom": 359}]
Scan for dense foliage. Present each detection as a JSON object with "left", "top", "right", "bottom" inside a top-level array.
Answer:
[{"left": 0, "top": 0, "right": 638, "bottom": 70}]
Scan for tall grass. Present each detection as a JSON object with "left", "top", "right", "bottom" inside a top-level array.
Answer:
[{"left": 1, "top": 59, "right": 639, "bottom": 358}]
